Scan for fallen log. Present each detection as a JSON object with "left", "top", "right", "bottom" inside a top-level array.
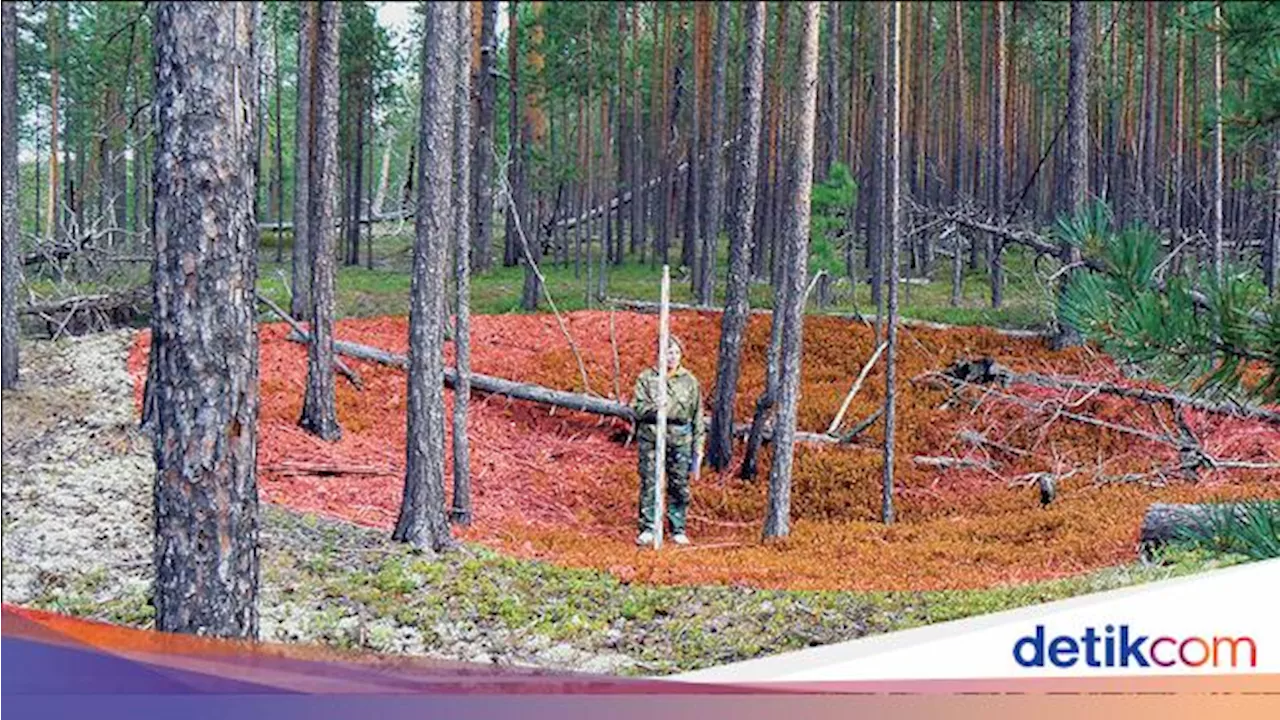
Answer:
[
  {"left": 264, "top": 462, "right": 396, "bottom": 476},
  {"left": 946, "top": 357, "right": 1280, "bottom": 426},
  {"left": 1138, "top": 502, "right": 1276, "bottom": 547},
  {"left": 255, "top": 294, "right": 365, "bottom": 390},
  {"left": 19, "top": 287, "right": 150, "bottom": 316},
  {"left": 607, "top": 297, "right": 1047, "bottom": 339},
  {"left": 284, "top": 333, "right": 854, "bottom": 446}
]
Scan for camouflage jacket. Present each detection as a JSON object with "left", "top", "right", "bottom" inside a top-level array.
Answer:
[{"left": 631, "top": 366, "right": 705, "bottom": 447}]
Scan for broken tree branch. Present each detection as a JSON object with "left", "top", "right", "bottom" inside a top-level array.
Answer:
[{"left": 827, "top": 342, "right": 887, "bottom": 435}]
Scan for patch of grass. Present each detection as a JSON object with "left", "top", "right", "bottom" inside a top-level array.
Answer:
[{"left": 252, "top": 230, "right": 1053, "bottom": 331}]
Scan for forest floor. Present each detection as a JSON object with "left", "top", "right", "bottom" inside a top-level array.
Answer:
[{"left": 1, "top": 327, "right": 1260, "bottom": 675}]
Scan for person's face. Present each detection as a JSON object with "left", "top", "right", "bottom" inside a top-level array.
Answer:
[{"left": 666, "top": 343, "right": 682, "bottom": 371}]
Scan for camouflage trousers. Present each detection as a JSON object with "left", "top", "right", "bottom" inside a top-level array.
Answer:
[{"left": 636, "top": 429, "right": 693, "bottom": 535}]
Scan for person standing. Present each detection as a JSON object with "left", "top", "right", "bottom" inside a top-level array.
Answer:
[{"left": 631, "top": 336, "right": 704, "bottom": 546}]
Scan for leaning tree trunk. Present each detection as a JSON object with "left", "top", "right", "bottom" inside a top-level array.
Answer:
[
  {"left": 394, "top": 2, "right": 456, "bottom": 553},
  {"left": 1054, "top": 0, "right": 1089, "bottom": 350},
  {"left": 708, "top": 1, "right": 765, "bottom": 472},
  {"left": 2, "top": 0, "right": 17, "bottom": 389},
  {"left": 291, "top": 2, "right": 315, "bottom": 321},
  {"left": 763, "top": 2, "right": 820, "bottom": 539},
  {"left": 471, "top": 0, "right": 497, "bottom": 274},
  {"left": 451, "top": 9, "right": 473, "bottom": 526},
  {"left": 299, "top": 2, "right": 341, "bottom": 441},
  {"left": 150, "top": 1, "right": 260, "bottom": 638}
]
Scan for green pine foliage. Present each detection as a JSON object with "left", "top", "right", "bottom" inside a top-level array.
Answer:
[
  {"left": 1060, "top": 205, "right": 1280, "bottom": 403},
  {"left": 1173, "top": 500, "right": 1280, "bottom": 561},
  {"left": 809, "top": 162, "right": 857, "bottom": 278}
]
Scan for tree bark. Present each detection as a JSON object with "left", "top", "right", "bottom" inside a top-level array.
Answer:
[
  {"left": 1270, "top": 130, "right": 1280, "bottom": 299},
  {"left": 150, "top": 1, "right": 260, "bottom": 638},
  {"left": 504, "top": 0, "right": 520, "bottom": 269},
  {"left": 451, "top": 7, "right": 473, "bottom": 526},
  {"left": 346, "top": 77, "right": 366, "bottom": 266},
  {"left": 763, "top": 2, "right": 820, "bottom": 539},
  {"left": 708, "top": 1, "right": 765, "bottom": 472},
  {"left": 990, "top": 1, "right": 1006, "bottom": 308},
  {"left": 1054, "top": 0, "right": 1089, "bottom": 350},
  {"left": 820, "top": 1, "right": 839, "bottom": 181},
  {"left": 2, "top": 1, "right": 17, "bottom": 388},
  {"left": 394, "top": 2, "right": 455, "bottom": 553},
  {"left": 697, "top": 2, "right": 730, "bottom": 306},
  {"left": 1211, "top": 1, "right": 1224, "bottom": 282},
  {"left": 471, "top": 0, "right": 497, "bottom": 274},
  {"left": 880, "top": 0, "right": 901, "bottom": 526},
  {"left": 299, "top": 2, "right": 342, "bottom": 441},
  {"left": 291, "top": 3, "right": 315, "bottom": 321}
]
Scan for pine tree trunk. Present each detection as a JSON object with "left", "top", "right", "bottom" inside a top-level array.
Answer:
[
  {"left": 1055, "top": 0, "right": 1089, "bottom": 350},
  {"left": 273, "top": 11, "right": 285, "bottom": 263},
  {"left": 299, "top": 1, "right": 342, "bottom": 441},
  {"left": 451, "top": 8, "right": 473, "bottom": 525},
  {"left": 504, "top": 0, "right": 521, "bottom": 269},
  {"left": 629, "top": 3, "right": 644, "bottom": 259},
  {"left": 47, "top": 5, "right": 60, "bottom": 241},
  {"left": 685, "top": 7, "right": 702, "bottom": 282},
  {"left": 151, "top": 1, "right": 260, "bottom": 637},
  {"left": 1212, "top": 1, "right": 1224, "bottom": 282},
  {"left": 471, "top": 0, "right": 497, "bottom": 273},
  {"left": 989, "top": 1, "right": 1006, "bottom": 309},
  {"left": 820, "top": 1, "right": 839, "bottom": 181},
  {"left": 707, "top": 1, "right": 765, "bottom": 472},
  {"left": 870, "top": 2, "right": 888, "bottom": 337},
  {"left": 881, "top": 0, "right": 901, "bottom": 526},
  {"left": 2, "top": 1, "right": 17, "bottom": 389},
  {"left": 1268, "top": 130, "right": 1279, "bottom": 298},
  {"left": 347, "top": 78, "right": 366, "bottom": 265},
  {"left": 763, "top": 1, "right": 820, "bottom": 539},
  {"left": 291, "top": 2, "right": 315, "bottom": 321},
  {"left": 698, "top": 2, "right": 730, "bottom": 305},
  {"left": 395, "top": 1, "right": 456, "bottom": 553}
]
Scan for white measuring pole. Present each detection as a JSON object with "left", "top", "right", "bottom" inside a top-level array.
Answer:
[{"left": 653, "top": 265, "right": 670, "bottom": 550}]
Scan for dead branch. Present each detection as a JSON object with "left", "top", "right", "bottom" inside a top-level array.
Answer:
[
  {"left": 828, "top": 342, "right": 887, "bottom": 435},
  {"left": 945, "top": 357, "right": 1280, "bottom": 426}
]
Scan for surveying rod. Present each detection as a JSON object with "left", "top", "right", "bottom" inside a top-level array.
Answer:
[{"left": 653, "top": 266, "right": 670, "bottom": 550}]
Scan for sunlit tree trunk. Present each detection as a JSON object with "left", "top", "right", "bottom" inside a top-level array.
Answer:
[{"left": 763, "top": 2, "right": 820, "bottom": 539}]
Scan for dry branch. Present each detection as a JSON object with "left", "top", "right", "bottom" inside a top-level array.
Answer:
[{"left": 949, "top": 357, "right": 1280, "bottom": 426}]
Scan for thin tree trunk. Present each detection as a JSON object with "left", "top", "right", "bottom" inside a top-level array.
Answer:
[
  {"left": 299, "top": 1, "right": 342, "bottom": 441},
  {"left": 871, "top": 2, "right": 888, "bottom": 338},
  {"left": 47, "top": 5, "right": 59, "bottom": 241},
  {"left": 394, "top": 1, "right": 456, "bottom": 553},
  {"left": 707, "top": 1, "right": 765, "bottom": 472},
  {"left": 1055, "top": 0, "right": 1089, "bottom": 350},
  {"left": 451, "top": 8, "right": 473, "bottom": 525},
  {"left": 504, "top": 0, "right": 521, "bottom": 269},
  {"left": 1212, "top": 1, "right": 1224, "bottom": 281},
  {"left": 471, "top": 0, "right": 497, "bottom": 273},
  {"left": 990, "top": 1, "right": 1006, "bottom": 308},
  {"left": 291, "top": 2, "right": 315, "bottom": 320},
  {"left": 698, "top": 2, "right": 730, "bottom": 305},
  {"left": 1269, "top": 130, "right": 1280, "bottom": 298},
  {"left": 273, "top": 10, "right": 285, "bottom": 263},
  {"left": 629, "top": 3, "right": 644, "bottom": 259},
  {"left": 2, "top": 1, "right": 17, "bottom": 388},
  {"left": 763, "top": 1, "right": 820, "bottom": 539},
  {"left": 820, "top": 1, "right": 839, "bottom": 181},
  {"left": 1171, "top": 6, "right": 1185, "bottom": 272},
  {"left": 151, "top": 1, "right": 260, "bottom": 637},
  {"left": 881, "top": 0, "right": 901, "bottom": 526}
]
